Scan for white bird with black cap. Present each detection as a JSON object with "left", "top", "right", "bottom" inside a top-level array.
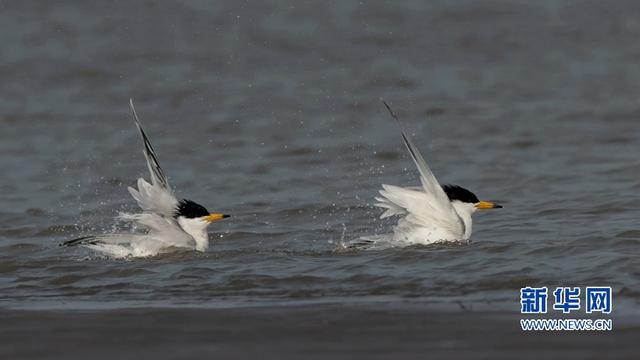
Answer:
[
  {"left": 352, "top": 101, "right": 502, "bottom": 248},
  {"left": 62, "top": 99, "right": 229, "bottom": 257}
]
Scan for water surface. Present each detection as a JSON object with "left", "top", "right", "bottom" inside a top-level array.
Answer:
[{"left": 0, "top": 0, "right": 638, "bottom": 343}]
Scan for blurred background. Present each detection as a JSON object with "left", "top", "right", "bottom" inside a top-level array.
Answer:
[{"left": 0, "top": 0, "right": 638, "bottom": 357}]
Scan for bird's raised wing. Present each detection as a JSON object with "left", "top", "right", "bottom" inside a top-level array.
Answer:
[
  {"left": 127, "top": 99, "right": 179, "bottom": 217},
  {"left": 129, "top": 99, "right": 172, "bottom": 190},
  {"left": 376, "top": 184, "right": 464, "bottom": 240},
  {"left": 377, "top": 101, "right": 464, "bottom": 236}
]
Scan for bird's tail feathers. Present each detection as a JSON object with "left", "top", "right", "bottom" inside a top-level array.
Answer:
[
  {"left": 60, "top": 235, "right": 101, "bottom": 247},
  {"left": 341, "top": 235, "right": 394, "bottom": 250},
  {"left": 60, "top": 234, "right": 131, "bottom": 247}
]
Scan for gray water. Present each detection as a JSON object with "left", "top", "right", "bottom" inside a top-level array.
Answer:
[{"left": 0, "top": 0, "right": 639, "bottom": 348}]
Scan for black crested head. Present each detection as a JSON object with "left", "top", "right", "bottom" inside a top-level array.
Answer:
[
  {"left": 174, "top": 199, "right": 210, "bottom": 219},
  {"left": 442, "top": 184, "right": 479, "bottom": 204}
]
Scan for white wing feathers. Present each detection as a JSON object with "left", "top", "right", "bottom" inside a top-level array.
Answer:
[
  {"left": 376, "top": 185, "right": 464, "bottom": 239},
  {"left": 376, "top": 102, "right": 465, "bottom": 238},
  {"left": 375, "top": 185, "right": 422, "bottom": 218},
  {"left": 127, "top": 178, "right": 178, "bottom": 217},
  {"left": 127, "top": 99, "right": 179, "bottom": 217},
  {"left": 381, "top": 101, "right": 451, "bottom": 205},
  {"left": 375, "top": 186, "right": 408, "bottom": 218},
  {"left": 118, "top": 213, "right": 195, "bottom": 248}
]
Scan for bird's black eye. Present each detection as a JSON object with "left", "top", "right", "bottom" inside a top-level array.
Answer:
[
  {"left": 174, "top": 199, "right": 210, "bottom": 219},
  {"left": 442, "top": 184, "right": 479, "bottom": 204}
]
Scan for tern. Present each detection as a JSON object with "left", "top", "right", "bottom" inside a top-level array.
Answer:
[
  {"left": 356, "top": 101, "right": 501, "bottom": 248},
  {"left": 62, "top": 99, "right": 229, "bottom": 257}
]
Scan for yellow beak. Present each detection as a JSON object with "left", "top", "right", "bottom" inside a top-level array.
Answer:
[
  {"left": 203, "top": 213, "right": 230, "bottom": 223},
  {"left": 475, "top": 201, "right": 502, "bottom": 209}
]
